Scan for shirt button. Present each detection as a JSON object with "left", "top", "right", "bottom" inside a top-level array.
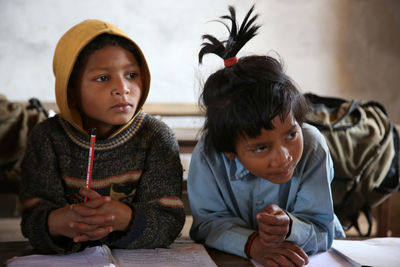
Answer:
[{"left": 256, "top": 200, "right": 264, "bottom": 205}]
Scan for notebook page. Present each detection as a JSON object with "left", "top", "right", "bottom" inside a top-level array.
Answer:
[
  {"left": 112, "top": 243, "right": 216, "bottom": 267},
  {"left": 6, "top": 245, "right": 115, "bottom": 267},
  {"left": 332, "top": 237, "right": 400, "bottom": 267},
  {"left": 251, "top": 249, "right": 357, "bottom": 267}
]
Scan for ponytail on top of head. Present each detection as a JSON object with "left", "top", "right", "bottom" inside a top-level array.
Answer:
[
  {"left": 198, "top": 5, "right": 260, "bottom": 64},
  {"left": 199, "top": 5, "right": 310, "bottom": 154}
]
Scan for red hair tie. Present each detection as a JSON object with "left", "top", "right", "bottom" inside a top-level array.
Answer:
[{"left": 224, "top": 57, "right": 238, "bottom": 67}]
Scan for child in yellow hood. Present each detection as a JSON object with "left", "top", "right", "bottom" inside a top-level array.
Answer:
[{"left": 19, "top": 19, "right": 185, "bottom": 253}]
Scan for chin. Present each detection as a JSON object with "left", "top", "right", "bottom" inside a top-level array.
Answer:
[
  {"left": 263, "top": 173, "right": 293, "bottom": 184},
  {"left": 113, "top": 116, "right": 134, "bottom": 125}
]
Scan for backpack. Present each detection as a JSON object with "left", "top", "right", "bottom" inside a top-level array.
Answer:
[
  {"left": 304, "top": 93, "right": 400, "bottom": 236},
  {"left": 0, "top": 95, "right": 47, "bottom": 194}
]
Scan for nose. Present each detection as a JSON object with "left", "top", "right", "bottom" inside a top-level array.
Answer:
[
  {"left": 270, "top": 146, "right": 293, "bottom": 168},
  {"left": 111, "top": 76, "right": 130, "bottom": 96}
]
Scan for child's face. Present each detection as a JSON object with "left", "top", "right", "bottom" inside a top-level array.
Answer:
[
  {"left": 74, "top": 45, "right": 142, "bottom": 137},
  {"left": 226, "top": 113, "right": 303, "bottom": 184}
]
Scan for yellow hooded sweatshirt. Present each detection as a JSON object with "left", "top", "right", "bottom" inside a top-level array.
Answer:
[{"left": 53, "top": 19, "right": 150, "bottom": 137}]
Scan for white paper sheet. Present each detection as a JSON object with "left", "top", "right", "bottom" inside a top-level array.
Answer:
[
  {"left": 332, "top": 237, "right": 400, "bottom": 267},
  {"left": 6, "top": 243, "right": 216, "bottom": 267},
  {"left": 6, "top": 245, "right": 115, "bottom": 267},
  {"left": 250, "top": 238, "right": 400, "bottom": 267},
  {"left": 112, "top": 243, "right": 216, "bottom": 267},
  {"left": 251, "top": 250, "right": 356, "bottom": 267}
]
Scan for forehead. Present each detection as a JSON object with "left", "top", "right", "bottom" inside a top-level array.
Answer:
[
  {"left": 84, "top": 45, "right": 139, "bottom": 69},
  {"left": 270, "top": 113, "right": 296, "bottom": 129},
  {"left": 237, "top": 113, "right": 297, "bottom": 144}
]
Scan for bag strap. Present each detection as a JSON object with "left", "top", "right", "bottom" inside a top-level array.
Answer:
[
  {"left": 304, "top": 93, "right": 347, "bottom": 107},
  {"left": 350, "top": 204, "right": 373, "bottom": 237},
  {"left": 304, "top": 93, "right": 361, "bottom": 131},
  {"left": 27, "top": 98, "right": 49, "bottom": 118}
]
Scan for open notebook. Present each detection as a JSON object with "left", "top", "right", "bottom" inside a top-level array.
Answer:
[
  {"left": 6, "top": 242, "right": 217, "bottom": 267},
  {"left": 252, "top": 237, "right": 400, "bottom": 267}
]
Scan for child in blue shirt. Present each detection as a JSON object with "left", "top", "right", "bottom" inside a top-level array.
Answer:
[{"left": 188, "top": 5, "right": 345, "bottom": 266}]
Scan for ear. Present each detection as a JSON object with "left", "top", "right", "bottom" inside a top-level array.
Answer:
[{"left": 224, "top": 152, "right": 236, "bottom": 160}]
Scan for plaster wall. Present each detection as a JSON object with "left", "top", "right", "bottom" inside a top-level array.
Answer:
[{"left": 1, "top": 0, "right": 399, "bottom": 122}]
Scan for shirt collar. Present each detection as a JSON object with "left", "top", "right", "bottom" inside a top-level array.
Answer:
[{"left": 226, "top": 156, "right": 251, "bottom": 181}]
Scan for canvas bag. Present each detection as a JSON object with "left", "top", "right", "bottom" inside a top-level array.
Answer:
[
  {"left": 0, "top": 94, "right": 47, "bottom": 194},
  {"left": 304, "top": 93, "right": 400, "bottom": 236}
]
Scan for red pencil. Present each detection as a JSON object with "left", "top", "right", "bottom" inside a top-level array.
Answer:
[{"left": 84, "top": 128, "right": 96, "bottom": 203}]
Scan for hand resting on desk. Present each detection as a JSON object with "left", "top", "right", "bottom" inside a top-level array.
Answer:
[
  {"left": 249, "top": 204, "right": 308, "bottom": 267},
  {"left": 250, "top": 239, "right": 308, "bottom": 267},
  {"left": 47, "top": 187, "right": 133, "bottom": 243}
]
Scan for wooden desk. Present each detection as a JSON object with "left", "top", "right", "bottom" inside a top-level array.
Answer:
[
  {"left": 0, "top": 241, "right": 252, "bottom": 267},
  {"left": 0, "top": 241, "right": 32, "bottom": 267},
  {"left": 207, "top": 247, "right": 253, "bottom": 267}
]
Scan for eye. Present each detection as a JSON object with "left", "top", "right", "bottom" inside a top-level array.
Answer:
[
  {"left": 252, "top": 145, "right": 268, "bottom": 153},
  {"left": 126, "top": 72, "right": 138, "bottom": 79},
  {"left": 288, "top": 130, "right": 298, "bottom": 140},
  {"left": 95, "top": 75, "right": 109, "bottom": 82}
]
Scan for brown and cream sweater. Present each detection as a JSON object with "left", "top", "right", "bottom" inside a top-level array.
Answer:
[{"left": 19, "top": 111, "right": 185, "bottom": 253}]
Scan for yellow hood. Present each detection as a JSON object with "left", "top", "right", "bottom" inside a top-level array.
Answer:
[{"left": 53, "top": 19, "right": 150, "bottom": 136}]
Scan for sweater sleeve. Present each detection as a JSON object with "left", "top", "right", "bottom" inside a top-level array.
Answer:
[
  {"left": 105, "top": 119, "right": 185, "bottom": 249},
  {"left": 19, "top": 121, "right": 83, "bottom": 254}
]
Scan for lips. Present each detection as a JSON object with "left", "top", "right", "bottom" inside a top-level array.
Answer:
[
  {"left": 270, "top": 164, "right": 294, "bottom": 177},
  {"left": 111, "top": 102, "right": 132, "bottom": 111}
]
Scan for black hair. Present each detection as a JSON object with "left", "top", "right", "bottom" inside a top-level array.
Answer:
[
  {"left": 199, "top": 5, "right": 310, "bottom": 154},
  {"left": 68, "top": 33, "right": 142, "bottom": 89}
]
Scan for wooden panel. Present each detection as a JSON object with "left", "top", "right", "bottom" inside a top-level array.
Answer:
[{"left": 143, "top": 103, "right": 203, "bottom": 116}]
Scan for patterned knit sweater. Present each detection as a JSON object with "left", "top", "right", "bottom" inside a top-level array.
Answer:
[{"left": 19, "top": 111, "right": 185, "bottom": 253}]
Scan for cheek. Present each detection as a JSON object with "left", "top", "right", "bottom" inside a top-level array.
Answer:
[
  {"left": 239, "top": 156, "right": 268, "bottom": 177},
  {"left": 79, "top": 85, "right": 102, "bottom": 104},
  {"left": 133, "top": 88, "right": 142, "bottom": 102},
  {"left": 290, "top": 137, "right": 304, "bottom": 163},
  {"left": 132, "top": 84, "right": 142, "bottom": 103},
  {"left": 78, "top": 91, "right": 93, "bottom": 108}
]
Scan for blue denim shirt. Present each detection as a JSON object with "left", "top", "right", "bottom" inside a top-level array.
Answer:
[{"left": 188, "top": 123, "right": 345, "bottom": 258}]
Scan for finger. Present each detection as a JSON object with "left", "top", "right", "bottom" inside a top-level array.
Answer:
[
  {"left": 74, "top": 226, "right": 113, "bottom": 242},
  {"left": 70, "top": 204, "right": 97, "bottom": 217},
  {"left": 73, "top": 234, "right": 90, "bottom": 243},
  {"left": 69, "top": 220, "right": 99, "bottom": 233},
  {"left": 280, "top": 243, "right": 309, "bottom": 266},
  {"left": 283, "top": 251, "right": 307, "bottom": 267},
  {"left": 257, "top": 212, "right": 289, "bottom": 226},
  {"left": 268, "top": 253, "right": 295, "bottom": 267},
  {"left": 263, "top": 204, "right": 281, "bottom": 215},
  {"left": 84, "top": 196, "right": 111, "bottom": 209},
  {"left": 80, "top": 187, "right": 102, "bottom": 200},
  {"left": 258, "top": 222, "right": 289, "bottom": 236},
  {"left": 286, "top": 243, "right": 309, "bottom": 265},
  {"left": 81, "top": 214, "right": 115, "bottom": 226}
]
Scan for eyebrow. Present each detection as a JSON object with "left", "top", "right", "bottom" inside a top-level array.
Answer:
[
  {"left": 284, "top": 123, "right": 300, "bottom": 135},
  {"left": 86, "top": 63, "right": 140, "bottom": 73}
]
